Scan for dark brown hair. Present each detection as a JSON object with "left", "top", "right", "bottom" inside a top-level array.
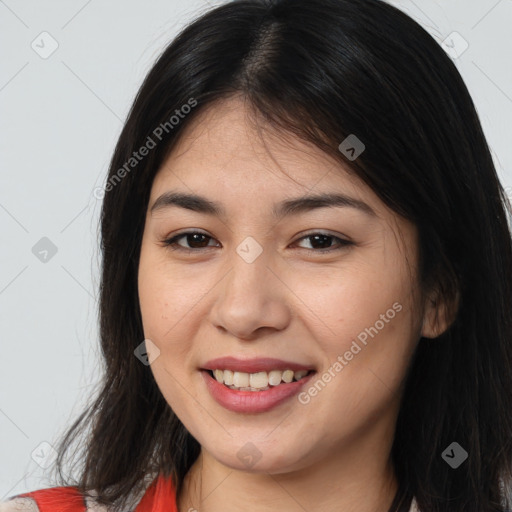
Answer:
[{"left": 46, "top": 1, "right": 512, "bottom": 511}]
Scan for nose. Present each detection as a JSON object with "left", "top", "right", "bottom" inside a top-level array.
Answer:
[{"left": 208, "top": 242, "right": 291, "bottom": 341}]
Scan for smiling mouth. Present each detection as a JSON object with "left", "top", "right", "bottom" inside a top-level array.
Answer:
[{"left": 204, "top": 368, "right": 315, "bottom": 392}]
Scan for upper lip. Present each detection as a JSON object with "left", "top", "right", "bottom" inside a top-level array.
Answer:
[{"left": 201, "top": 356, "right": 316, "bottom": 374}]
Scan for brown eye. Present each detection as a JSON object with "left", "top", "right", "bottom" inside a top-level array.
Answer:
[
  {"left": 162, "top": 231, "right": 219, "bottom": 252},
  {"left": 294, "top": 233, "right": 353, "bottom": 253}
]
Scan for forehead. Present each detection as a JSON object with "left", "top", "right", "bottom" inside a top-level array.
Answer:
[{"left": 150, "top": 97, "right": 390, "bottom": 222}]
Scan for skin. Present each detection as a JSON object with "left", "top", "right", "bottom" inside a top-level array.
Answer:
[{"left": 137, "top": 96, "right": 451, "bottom": 512}]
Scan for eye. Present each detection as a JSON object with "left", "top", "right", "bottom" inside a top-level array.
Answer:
[
  {"left": 160, "top": 230, "right": 353, "bottom": 254},
  {"left": 293, "top": 232, "right": 353, "bottom": 253},
  {"left": 161, "top": 230, "right": 219, "bottom": 252}
]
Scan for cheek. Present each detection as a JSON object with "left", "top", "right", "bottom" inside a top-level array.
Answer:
[
  {"left": 296, "top": 281, "right": 416, "bottom": 439},
  {"left": 138, "top": 244, "right": 187, "bottom": 338},
  {"left": 292, "top": 260, "right": 418, "bottom": 400},
  {"left": 137, "top": 248, "right": 199, "bottom": 409},
  {"left": 138, "top": 246, "right": 219, "bottom": 365},
  {"left": 138, "top": 246, "right": 182, "bottom": 360},
  {"left": 292, "top": 258, "right": 410, "bottom": 339}
]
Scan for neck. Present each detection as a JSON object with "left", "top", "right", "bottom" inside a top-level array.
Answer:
[{"left": 177, "top": 422, "right": 400, "bottom": 512}]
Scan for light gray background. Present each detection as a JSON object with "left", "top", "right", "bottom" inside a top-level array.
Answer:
[{"left": 1, "top": 0, "right": 511, "bottom": 499}]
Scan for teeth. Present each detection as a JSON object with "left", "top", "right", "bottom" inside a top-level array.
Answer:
[
  {"left": 268, "top": 370, "right": 282, "bottom": 386},
  {"left": 210, "top": 369, "right": 311, "bottom": 391},
  {"left": 282, "top": 370, "right": 294, "bottom": 383},
  {"left": 249, "top": 371, "right": 268, "bottom": 388},
  {"left": 233, "top": 371, "right": 250, "bottom": 388},
  {"left": 224, "top": 369, "right": 234, "bottom": 386}
]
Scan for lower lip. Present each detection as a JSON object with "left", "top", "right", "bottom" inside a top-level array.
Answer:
[{"left": 201, "top": 370, "right": 315, "bottom": 413}]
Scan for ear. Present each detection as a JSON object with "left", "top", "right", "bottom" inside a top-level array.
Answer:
[{"left": 421, "top": 284, "right": 460, "bottom": 339}]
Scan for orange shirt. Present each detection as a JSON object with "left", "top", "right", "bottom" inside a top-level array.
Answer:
[
  {"left": 2, "top": 475, "right": 420, "bottom": 511},
  {"left": 4, "top": 472, "right": 177, "bottom": 512}
]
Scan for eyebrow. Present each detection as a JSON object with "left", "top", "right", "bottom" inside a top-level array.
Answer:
[{"left": 150, "top": 191, "right": 377, "bottom": 218}]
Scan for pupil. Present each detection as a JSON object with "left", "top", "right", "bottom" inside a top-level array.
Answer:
[
  {"left": 189, "top": 233, "right": 208, "bottom": 248},
  {"left": 311, "top": 234, "right": 331, "bottom": 249}
]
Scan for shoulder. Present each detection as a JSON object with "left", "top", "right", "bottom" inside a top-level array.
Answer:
[
  {"left": 0, "top": 495, "right": 110, "bottom": 512},
  {"left": 0, "top": 497, "right": 40, "bottom": 512},
  {"left": 0, "top": 491, "right": 110, "bottom": 512},
  {"left": 0, "top": 472, "right": 163, "bottom": 512}
]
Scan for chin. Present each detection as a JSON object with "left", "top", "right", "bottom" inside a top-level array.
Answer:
[{"left": 205, "top": 440, "right": 310, "bottom": 475}]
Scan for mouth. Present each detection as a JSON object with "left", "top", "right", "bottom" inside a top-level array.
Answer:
[{"left": 200, "top": 367, "right": 317, "bottom": 413}]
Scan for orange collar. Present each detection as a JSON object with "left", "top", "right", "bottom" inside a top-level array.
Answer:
[{"left": 135, "top": 473, "right": 178, "bottom": 512}]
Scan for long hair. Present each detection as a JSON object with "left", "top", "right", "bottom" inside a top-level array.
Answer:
[{"left": 49, "top": 1, "right": 512, "bottom": 511}]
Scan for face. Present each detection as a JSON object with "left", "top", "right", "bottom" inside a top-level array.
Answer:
[{"left": 138, "top": 96, "right": 434, "bottom": 476}]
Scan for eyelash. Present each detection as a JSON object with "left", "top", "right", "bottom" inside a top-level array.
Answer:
[{"left": 160, "top": 230, "right": 353, "bottom": 255}]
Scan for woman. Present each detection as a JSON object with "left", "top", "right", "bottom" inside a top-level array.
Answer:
[{"left": 2, "top": 0, "right": 511, "bottom": 511}]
